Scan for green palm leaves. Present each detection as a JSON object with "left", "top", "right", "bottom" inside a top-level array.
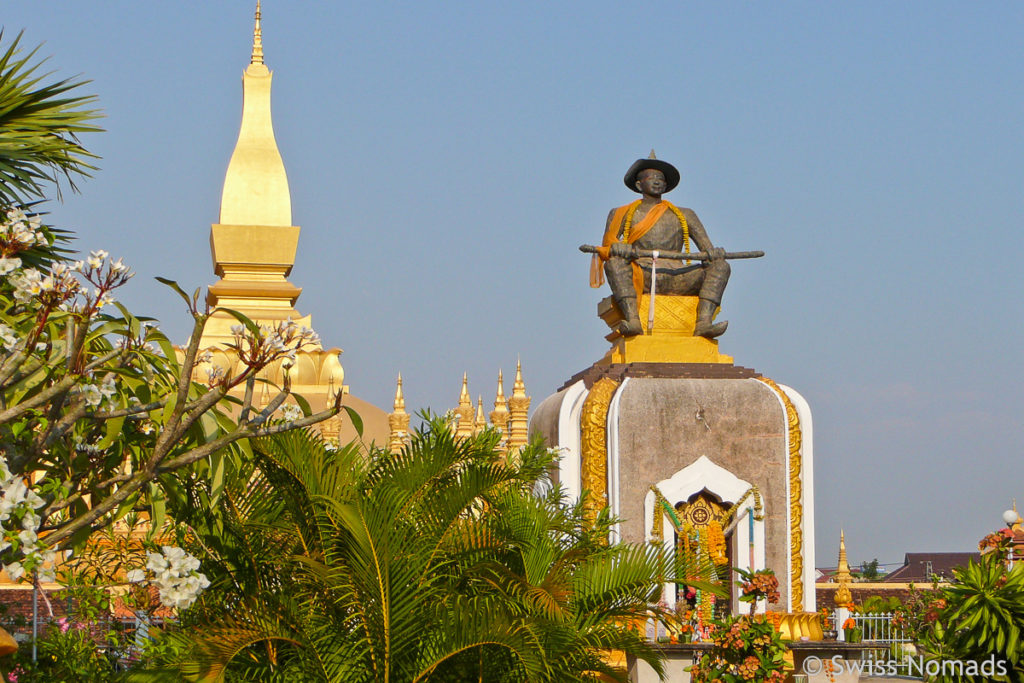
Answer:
[
  {"left": 920, "top": 556, "right": 1024, "bottom": 682},
  {"left": 155, "top": 420, "right": 680, "bottom": 682},
  {"left": 0, "top": 30, "right": 101, "bottom": 208}
]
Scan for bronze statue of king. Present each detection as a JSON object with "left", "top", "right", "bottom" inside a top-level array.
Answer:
[{"left": 590, "top": 154, "right": 731, "bottom": 338}]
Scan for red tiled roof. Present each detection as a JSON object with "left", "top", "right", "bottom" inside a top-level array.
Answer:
[{"left": 883, "top": 552, "right": 979, "bottom": 583}]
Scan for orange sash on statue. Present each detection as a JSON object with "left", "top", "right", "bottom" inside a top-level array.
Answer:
[{"left": 589, "top": 200, "right": 672, "bottom": 294}]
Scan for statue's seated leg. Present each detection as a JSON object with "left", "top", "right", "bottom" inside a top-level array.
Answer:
[
  {"left": 604, "top": 258, "right": 643, "bottom": 336},
  {"left": 652, "top": 260, "right": 731, "bottom": 339},
  {"left": 695, "top": 259, "right": 730, "bottom": 339}
]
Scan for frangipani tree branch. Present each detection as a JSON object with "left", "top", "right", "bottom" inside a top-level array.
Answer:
[{"left": 43, "top": 396, "right": 343, "bottom": 549}]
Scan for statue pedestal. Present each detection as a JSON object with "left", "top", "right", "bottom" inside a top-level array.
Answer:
[
  {"left": 531, "top": 360, "right": 816, "bottom": 613},
  {"left": 597, "top": 295, "right": 732, "bottom": 364}
]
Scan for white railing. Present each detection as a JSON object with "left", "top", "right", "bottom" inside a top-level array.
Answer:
[{"left": 835, "top": 611, "right": 915, "bottom": 673}]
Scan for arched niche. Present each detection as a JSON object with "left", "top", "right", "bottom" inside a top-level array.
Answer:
[{"left": 644, "top": 455, "right": 767, "bottom": 613}]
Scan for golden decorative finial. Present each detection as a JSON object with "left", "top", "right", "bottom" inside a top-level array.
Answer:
[
  {"left": 833, "top": 529, "right": 854, "bottom": 607},
  {"left": 455, "top": 373, "right": 475, "bottom": 440},
  {"left": 507, "top": 359, "right": 531, "bottom": 455},
  {"left": 474, "top": 396, "right": 487, "bottom": 435},
  {"left": 393, "top": 373, "right": 405, "bottom": 410},
  {"left": 251, "top": 1, "right": 264, "bottom": 65},
  {"left": 387, "top": 373, "right": 410, "bottom": 452},
  {"left": 649, "top": 149, "right": 657, "bottom": 159},
  {"left": 489, "top": 370, "right": 510, "bottom": 455}
]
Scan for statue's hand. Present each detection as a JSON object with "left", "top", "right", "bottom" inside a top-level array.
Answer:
[
  {"left": 610, "top": 242, "right": 635, "bottom": 260},
  {"left": 708, "top": 246, "right": 726, "bottom": 261}
]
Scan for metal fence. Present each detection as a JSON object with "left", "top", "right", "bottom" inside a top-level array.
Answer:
[{"left": 836, "top": 611, "right": 916, "bottom": 674}]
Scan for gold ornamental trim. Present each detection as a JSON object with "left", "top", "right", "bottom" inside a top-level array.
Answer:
[
  {"left": 580, "top": 377, "right": 620, "bottom": 524},
  {"left": 757, "top": 376, "right": 804, "bottom": 609}
]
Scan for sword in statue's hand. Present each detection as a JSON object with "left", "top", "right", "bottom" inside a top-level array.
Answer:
[{"left": 578, "top": 245, "right": 765, "bottom": 261}]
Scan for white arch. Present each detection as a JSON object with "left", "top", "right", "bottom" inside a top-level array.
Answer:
[
  {"left": 644, "top": 456, "right": 767, "bottom": 611},
  {"left": 555, "top": 380, "right": 589, "bottom": 503}
]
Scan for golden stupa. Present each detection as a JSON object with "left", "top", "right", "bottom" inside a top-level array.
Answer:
[{"left": 193, "top": 2, "right": 387, "bottom": 445}]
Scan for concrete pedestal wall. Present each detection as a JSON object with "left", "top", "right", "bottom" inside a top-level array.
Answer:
[{"left": 531, "top": 363, "right": 815, "bottom": 612}]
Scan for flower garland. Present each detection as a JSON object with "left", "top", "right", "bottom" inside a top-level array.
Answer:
[
  {"left": 706, "top": 520, "right": 728, "bottom": 565},
  {"left": 619, "top": 200, "right": 691, "bottom": 261}
]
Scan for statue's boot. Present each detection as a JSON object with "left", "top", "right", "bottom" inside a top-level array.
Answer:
[
  {"left": 615, "top": 295, "right": 644, "bottom": 337},
  {"left": 694, "top": 299, "right": 728, "bottom": 339}
]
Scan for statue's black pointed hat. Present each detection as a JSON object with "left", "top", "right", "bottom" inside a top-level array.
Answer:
[{"left": 624, "top": 150, "right": 680, "bottom": 193}]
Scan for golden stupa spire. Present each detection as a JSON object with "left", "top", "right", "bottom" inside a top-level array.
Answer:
[
  {"left": 387, "top": 373, "right": 409, "bottom": 452},
  {"left": 251, "top": 1, "right": 264, "bottom": 65},
  {"left": 489, "top": 370, "right": 510, "bottom": 454},
  {"left": 219, "top": 0, "right": 291, "bottom": 227},
  {"left": 200, "top": 2, "right": 310, "bottom": 348},
  {"left": 455, "top": 373, "right": 475, "bottom": 440},
  {"left": 506, "top": 359, "right": 531, "bottom": 454},
  {"left": 833, "top": 529, "right": 854, "bottom": 607},
  {"left": 474, "top": 396, "right": 486, "bottom": 435}
]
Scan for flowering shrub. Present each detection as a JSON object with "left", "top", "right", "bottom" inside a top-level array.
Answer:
[
  {"left": 734, "top": 567, "right": 780, "bottom": 614},
  {"left": 689, "top": 613, "right": 787, "bottom": 682},
  {"left": 0, "top": 203, "right": 347, "bottom": 587},
  {"left": 918, "top": 554, "right": 1024, "bottom": 680},
  {"left": 979, "top": 527, "right": 1015, "bottom": 563},
  {"left": 125, "top": 546, "right": 210, "bottom": 610}
]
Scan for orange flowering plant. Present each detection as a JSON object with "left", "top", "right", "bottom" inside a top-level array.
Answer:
[
  {"left": 688, "top": 614, "right": 787, "bottom": 683},
  {"left": 979, "top": 527, "right": 1014, "bottom": 563},
  {"left": 734, "top": 567, "right": 780, "bottom": 615}
]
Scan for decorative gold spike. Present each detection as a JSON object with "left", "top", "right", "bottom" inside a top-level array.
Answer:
[
  {"left": 649, "top": 149, "right": 657, "bottom": 159},
  {"left": 833, "top": 529, "right": 854, "bottom": 607},
  {"left": 506, "top": 359, "right": 531, "bottom": 454},
  {"left": 455, "top": 373, "right": 475, "bottom": 440},
  {"left": 251, "top": 1, "right": 264, "bottom": 65},
  {"left": 474, "top": 396, "right": 486, "bottom": 435},
  {"left": 489, "top": 370, "right": 510, "bottom": 455},
  {"left": 387, "top": 373, "right": 409, "bottom": 452}
]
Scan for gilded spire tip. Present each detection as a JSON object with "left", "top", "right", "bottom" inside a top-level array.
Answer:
[
  {"left": 649, "top": 149, "right": 657, "bottom": 159},
  {"left": 251, "top": 0, "right": 265, "bottom": 65},
  {"left": 393, "top": 373, "right": 405, "bottom": 411}
]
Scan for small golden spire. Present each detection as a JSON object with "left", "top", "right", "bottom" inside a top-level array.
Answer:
[
  {"left": 251, "top": 1, "right": 264, "bottom": 65},
  {"left": 387, "top": 373, "right": 410, "bottom": 452},
  {"left": 507, "top": 359, "right": 531, "bottom": 454},
  {"left": 474, "top": 396, "right": 487, "bottom": 435},
  {"left": 833, "top": 529, "right": 854, "bottom": 607},
  {"left": 489, "top": 370, "right": 510, "bottom": 455},
  {"left": 649, "top": 149, "right": 657, "bottom": 159},
  {"left": 455, "top": 373, "right": 475, "bottom": 440}
]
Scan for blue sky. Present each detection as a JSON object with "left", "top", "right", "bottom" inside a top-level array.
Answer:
[{"left": 5, "top": 2, "right": 1023, "bottom": 570}]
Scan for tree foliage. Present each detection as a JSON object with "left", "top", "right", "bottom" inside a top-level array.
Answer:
[
  {"left": 0, "top": 29, "right": 101, "bottom": 207},
  {"left": 142, "top": 421, "right": 683, "bottom": 682}
]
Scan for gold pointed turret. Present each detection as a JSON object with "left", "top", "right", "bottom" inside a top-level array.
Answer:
[
  {"left": 506, "top": 360, "right": 530, "bottom": 454},
  {"left": 387, "top": 374, "right": 410, "bottom": 451},
  {"left": 833, "top": 530, "right": 853, "bottom": 607},
  {"left": 455, "top": 374, "right": 475, "bottom": 440},
  {"left": 489, "top": 370, "right": 510, "bottom": 455},
  {"left": 474, "top": 397, "right": 486, "bottom": 435}
]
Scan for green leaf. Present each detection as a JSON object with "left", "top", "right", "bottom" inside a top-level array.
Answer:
[
  {"left": 95, "top": 414, "right": 125, "bottom": 449},
  {"left": 292, "top": 392, "right": 311, "bottom": 417},
  {"left": 209, "top": 451, "right": 225, "bottom": 508},
  {"left": 344, "top": 404, "right": 363, "bottom": 437},
  {"left": 149, "top": 482, "right": 166, "bottom": 533},
  {"left": 155, "top": 276, "right": 194, "bottom": 309}
]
